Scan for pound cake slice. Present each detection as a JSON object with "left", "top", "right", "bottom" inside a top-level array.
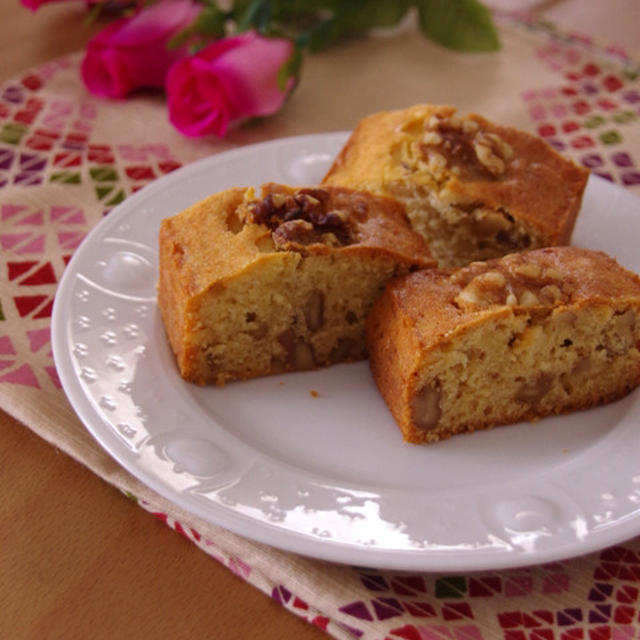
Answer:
[
  {"left": 366, "top": 247, "right": 640, "bottom": 444},
  {"left": 158, "top": 183, "right": 436, "bottom": 385},
  {"left": 323, "top": 104, "right": 589, "bottom": 267}
]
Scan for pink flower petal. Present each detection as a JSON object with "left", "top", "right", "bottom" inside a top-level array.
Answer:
[
  {"left": 81, "top": 47, "right": 132, "bottom": 99},
  {"left": 166, "top": 33, "right": 294, "bottom": 138},
  {"left": 81, "top": 0, "right": 201, "bottom": 98},
  {"left": 167, "top": 59, "right": 231, "bottom": 137},
  {"left": 109, "top": 0, "right": 200, "bottom": 48},
  {"left": 210, "top": 37, "right": 293, "bottom": 117}
]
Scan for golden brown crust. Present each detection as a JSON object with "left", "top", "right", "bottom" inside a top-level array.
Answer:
[
  {"left": 385, "top": 248, "right": 640, "bottom": 343},
  {"left": 324, "top": 105, "right": 589, "bottom": 266},
  {"left": 159, "top": 187, "right": 261, "bottom": 298},
  {"left": 367, "top": 247, "right": 640, "bottom": 443}
]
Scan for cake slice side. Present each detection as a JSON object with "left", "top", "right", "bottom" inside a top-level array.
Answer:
[{"left": 367, "top": 247, "right": 640, "bottom": 443}]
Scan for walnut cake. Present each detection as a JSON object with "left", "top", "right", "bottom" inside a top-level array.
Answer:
[
  {"left": 323, "top": 104, "right": 589, "bottom": 267},
  {"left": 366, "top": 247, "right": 640, "bottom": 443},
  {"left": 158, "top": 183, "right": 436, "bottom": 385}
]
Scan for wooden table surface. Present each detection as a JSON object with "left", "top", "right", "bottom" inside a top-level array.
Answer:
[{"left": 1, "top": 2, "right": 638, "bottom": 639}]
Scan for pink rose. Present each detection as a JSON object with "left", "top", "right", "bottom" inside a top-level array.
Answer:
[
  {"left": 166, "top": 33, "right": 295, "bottom": 138},
  {"left": 81, "top": 0, "right": 201, "bottom": 99}
]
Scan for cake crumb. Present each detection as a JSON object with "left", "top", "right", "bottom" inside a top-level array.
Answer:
[{"left": 310, "top": 390, "right": 319, "bottom": 398}]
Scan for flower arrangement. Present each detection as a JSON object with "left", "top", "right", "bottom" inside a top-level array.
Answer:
[{"left": 21, "top": 0, "right": 499, "bottom": 138}]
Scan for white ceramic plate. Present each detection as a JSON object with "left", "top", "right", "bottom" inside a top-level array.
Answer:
[{"left": 52, "top": 133, "right": 640, "bottom": 572}]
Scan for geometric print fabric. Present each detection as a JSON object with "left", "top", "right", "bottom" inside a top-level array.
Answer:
[{"left": 0, "top": 57, "right": 183, "bottom": 391}]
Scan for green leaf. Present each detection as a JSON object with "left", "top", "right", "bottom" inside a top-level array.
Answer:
[
  {"left": 417, "top": 0, "right": 500, "bottom": 52},
  {"left": 169, "top": 5, "right": 227, "bottom": 49},
  {"left": 83, "top": 0, "right": 136, "bottom": 26},
  {"left": 272, "top": 0, "right": 344, "bottom": 13},
  {"left": 357, "top": 0, "right": 412, "bottom": 29},
  {"left": 193, "top": 5, "right": 228, "bottom": 36},
  {"left": 228, "top": 0, "right": 255, "bottom": 13},
  {"left": 277, "top": 45, "right": 303, "bottom": 91},
  {"left": 296, "top": 2, "right": 366, "bottom": 52},
  {"left": 236, "top": 0, "right": 273, "bottom": 33}
]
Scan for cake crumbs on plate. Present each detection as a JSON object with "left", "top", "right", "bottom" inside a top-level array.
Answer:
[{"left": 310, "top": 390, "right": 319, "bottom": 398}]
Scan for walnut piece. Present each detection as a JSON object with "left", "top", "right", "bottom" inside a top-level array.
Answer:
[
  {"left": 277, "top": 329, "right": 316, "bottom": 370},
  {"left": 418, "top": 114, "right": 513, "bottom": 179},
  {"left": 515, "top": 372, "right": 554, "bottom": 404},
  {"left": 518, "top": 290, "right": 539, "bottom": 307},
  {"left": 304, "top": 290, "right": 325, "bottom": 332},
  {"left": 453, "top": 259, "right": 570, "bottom": 311},
  {"left": 411, "top": 382, "right": 442, "bottom": 432},
  {"left": 455, "top": 270, "right": 507, "bottom": 309},
  {"left": 513, "top": 262, "right": 542, "bottom": 279},
  {"left": 247, "top": 188, "right": 353, "bottom": 250}
]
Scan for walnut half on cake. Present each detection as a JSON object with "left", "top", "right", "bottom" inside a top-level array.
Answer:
[
  {"left": 366, "top": 247, "right": 640, "bottom": 444},
  {"left": 323, "top": 104, "right": 589, "bottom": 267},
  {"left": 158, "top": 183, "right": 436, "bottom": 385}
]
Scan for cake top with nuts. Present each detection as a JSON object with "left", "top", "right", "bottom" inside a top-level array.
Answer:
[
  {"left": 383, "top": 247, "right": 640, "bottom": 347},
  {"left": 416, "top": 110, "right": 514, "bottom": 181},
  {"left": 159, "top": 183, "right": 436, "bottom": 297},
  {"left": 451, "top": 252, "right": 571, "bottom": 313},
  {"left": 323, "top": 104, "right": 589, "bottom": 238},
  {"left": 244, "top": 183, "right": 436, "bottom": 262},
  {"left": 244, "top": 186, "right": 354, "bottom": 249}
]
